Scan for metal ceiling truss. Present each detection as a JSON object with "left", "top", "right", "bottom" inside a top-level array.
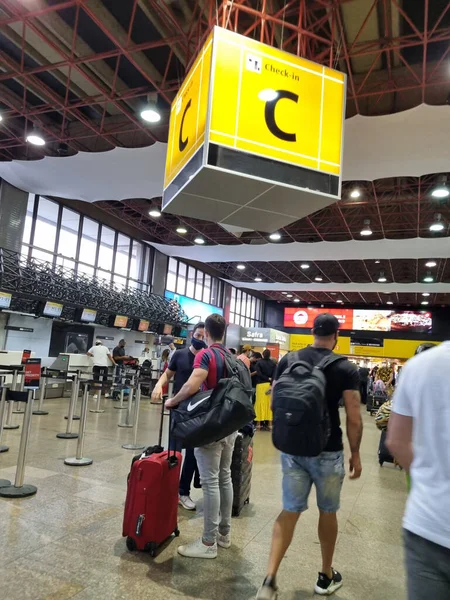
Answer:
[
  {"left": 0, "top": 1, "right": 449, "bottom": 160},
  {"left": 0, "top": 246, "right": 188, "bottom": 324}
]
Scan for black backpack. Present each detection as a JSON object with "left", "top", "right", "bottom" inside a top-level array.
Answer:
[
  {"left": 170, "top": 349, "right": 255, "bottom": 448},
  {"left": 272, "top": 352, "right": 345, "bottom": 457}
]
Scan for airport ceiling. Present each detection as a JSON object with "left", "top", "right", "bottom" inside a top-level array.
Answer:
[{"left": 0, "top": 0, "right": 449, "bottom": 306}]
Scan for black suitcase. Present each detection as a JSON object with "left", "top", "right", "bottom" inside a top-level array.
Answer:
[
  {"left": 378, "top": 430, "right": 395, "bottom": 466},
  {"left": 369, "top": 392, "right": 387, "bottom": 415},
  {"left": 231, "top": 432, "right": 253, "bottom": 517}
]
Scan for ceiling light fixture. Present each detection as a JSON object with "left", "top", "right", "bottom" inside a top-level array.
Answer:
[
  {"left": 258, "top": 89, "right": 278, "bottom": 102},
  {"left": 336, "top": 299, "right": 344, "bottom": 304},
  {"left": 431, "top": 186, "right": 449, "bottom": 199},
  {"left": 423, "top": 271, "right": 434, "bottom": 283},
  {"left": 315, "top": 276, "right": 323, "bottom": 282},
  {"left": 26, "top": 129, "right": 45, "bottom": 146},
  {"left": 422, "top": 292, "right": 430, "bottom": 297},
  {"left": 375, "top": 260, "right": 380, "bottom": 264},
  {"left": 378, "top": 271, "right": 387, "bottom": 283},
  {"left": 254, "top": 277, "right": 262, "bottom": 282},
  {"left": 294, "top": 298, "right": 300, "bottom": 303},
  {"left": 286, "top": 294, "right": 293, "bottom": 298},
  {"left": 0, "top": 113, "right": 3, "bottom": 123},
  {"left": 425, "top": 260, "right": 437, "bottom": 268},
  {"left": 350, "top": 189, "right": 360, "bottom": 199},
  {"left": 148, "top": 209, "right": 161, "bottom": 218},
  {"left": 300, "top": 263, "right": 309, "bottom": 269},
  {"left": 176, "top": 226, "right": 187, "bottom": 234},
  {"left": 360, "top": 219, "right": 373, "bottom": 237},
  {"left": 281, "top": 292, "right": 288, "bottom": 295},
  {"left": 421, "top": 301, "right": 429, "bottom": 306},
  {"left": 430, "top": 213, "right": 445, "bottom": 232},
  {"left": 194, "top": 237, "right": 205, "bottom": 245},
  {"left": 236, "top": 264, "right": 246, "bottom": 271},
  {"left": 140, "top": 94, "right": 161, "bottom": 123},
  {"left": 269, "top": 232, "right": 281, "bottom": 241},
  {"left": 387, "top": 301, "right": 393, "bottom": 305}
]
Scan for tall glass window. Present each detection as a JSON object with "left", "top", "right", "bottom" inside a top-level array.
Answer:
[
  {"left": 115, "top": 234, "right": 130, "bottom": 277},
  {"left": 165, "top": 258, "right": 223, "bottom": 308},
  {"left": 167, "top": 258, "right": 177, "bottom": 292},
  {"left": 79, "top": 217, "right": 98, "bottom": 266},
  {"left": 34, "top": 198, "right": 58, "bottom": 253},
  {"left": 58, "top": 208, "right": 79, "bottom": 259},
  {"left": 98, "top": 226, "right": 115, "bottom": 271},
  {"left": 228, "top": 287, "right": 263, "bottom": 327}
]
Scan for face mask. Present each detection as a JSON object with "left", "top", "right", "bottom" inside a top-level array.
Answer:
[{"left": 191, "top": 337, "right": 207, "bottom": 351}]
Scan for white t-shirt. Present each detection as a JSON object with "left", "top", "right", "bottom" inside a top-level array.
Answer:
[
  {"left": 392, "top": 342, "right": 450, "bottom": 549},
  {"left": 88, "top": 345, "right": 111, "bottom": 367}
]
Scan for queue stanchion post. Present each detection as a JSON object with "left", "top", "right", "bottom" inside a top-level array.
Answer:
[
  {"left": 33, "top": 367, "right": 49, "bottom": 416},
  {"left": 13, "top": 372, "right": 25, "bottom": 414},
  {"left": 4, "top": 369, "right": 19, "bottom": 430},
  {"left": 0, "top": 387, "right": 10, "bottom": 454},
  {"left": 90, "top": 378, "right": 105, "bottom": 414},
  {"left": 114, "top": 387, "right": 126, "bottom": 410},
  {"left": 0, "top": 390, "right": 37, "bottom": 498},
  {"left": 118, "top": 385, "right": 134, "bottom": 428},
  {"left": 57, "top": 374, "right": 79, "bottom": 439},
  {"left": 64, "top": 383, "right": 93, "bottom": 466},
  {"left": 65, "top": 370, "right": 81, "bottom": 420},
  {"left": 122, "top": 383, "right": 145, "bottom": 450}
]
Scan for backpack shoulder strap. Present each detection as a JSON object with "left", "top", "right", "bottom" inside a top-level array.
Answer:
[
  {"left": 210, "top": 346, "right": 236, "bottom": 378},
  {"left": 316, "top": 353, "right": 346, "bottom": 371}
]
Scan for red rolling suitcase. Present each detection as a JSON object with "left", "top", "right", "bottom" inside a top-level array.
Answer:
[{"left": 123, "top": 407, "right": 181, "bottom": 556}]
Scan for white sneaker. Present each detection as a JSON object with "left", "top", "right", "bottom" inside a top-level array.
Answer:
[
  {"left": 179, "top": 495, "right": 196, "bottom": 511},
  {"left": 93, "top": 394, "right": 98, "bottom": 399},
  {"left": 177, "top": 537, "right": 217, "bottom": 559},
  {"left": 217, "top": 533, "right": 231, "bottom": 549}
]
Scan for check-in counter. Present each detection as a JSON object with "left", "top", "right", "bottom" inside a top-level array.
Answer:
[
  {"left": 47, "top": 353, "right": 93, "bottom": 398},
  {"left": 0, "top": 350, "right": 36, "bottom": 387}
]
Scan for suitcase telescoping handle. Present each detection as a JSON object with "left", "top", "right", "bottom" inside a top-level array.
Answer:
[{"left": 159, "top": 402, "right": 178, "bottom": 468}]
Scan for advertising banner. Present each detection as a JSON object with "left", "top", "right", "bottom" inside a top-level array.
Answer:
[
  {"left": 164, "top": 291, "right": 223, "bottom": 323},
  {"left": 24, "top": 358, "right": 41, "bottom": 388},
  {"left": 284, "top": 307, "right": 432, "bottom": 334}
]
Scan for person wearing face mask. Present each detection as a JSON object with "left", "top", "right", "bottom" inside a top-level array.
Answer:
[{"left": 151, "top": 322, "right": 206, "bottom": 511}]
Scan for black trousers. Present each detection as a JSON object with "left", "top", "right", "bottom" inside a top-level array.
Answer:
[
  {"left": 93, "top": 365, "right": 108, "bottom": 387},
  {"left": 360, "top": 381, "right": 368, "bottom": 405}
]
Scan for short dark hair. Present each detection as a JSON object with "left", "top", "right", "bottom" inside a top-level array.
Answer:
[
  {"left": 263, "top": 349, "right": 271, "bottom": 360},
  {"left": 193, "top": 321, "right": 205, "bottom": 334},
  {"left": 229, "top": 348, "right": 237, "bottom": 355},
  {"left": 252, "top": 352, "right": 262, "bottom": 360},
  {"left": 205, "top": 313, "right": 226, "bottom": 342}
]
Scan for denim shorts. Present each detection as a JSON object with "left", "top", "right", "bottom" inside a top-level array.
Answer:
[{"left": 281, "top": 450, "right": 345, "bottom": 513}]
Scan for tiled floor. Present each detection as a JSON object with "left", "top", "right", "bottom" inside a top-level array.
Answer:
[{"left": 0, "top": 394, "right": 407, "bottom": 599}]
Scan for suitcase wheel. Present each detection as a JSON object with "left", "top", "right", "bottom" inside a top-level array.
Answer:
[
  {"left": 244, "top": 498, "right": 250, "bottom": 505},
  {"left": 174, "top": 527, "right": 180, "bottom": 537},
  {"left": 144, "top": 542, "right": 157, "bottom": 557},
  {"left": 126, "top": 537, "right": 137, "bottom": 552},
  {"left": 379, "top": 460, "right": 384, "bottom": 466}
]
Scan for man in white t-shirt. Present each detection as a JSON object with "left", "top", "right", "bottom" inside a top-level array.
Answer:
[
  {"left": 387, "top": 342, "right": 450, "bottom": 600},
  {"left": 87, "top": 341, "right": 116, "bottom": 388}
]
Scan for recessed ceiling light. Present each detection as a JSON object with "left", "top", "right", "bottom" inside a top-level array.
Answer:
[
  {"left": 236, "top": 264, "right": 246, "bottom": 270},
  {"left": 194, "top": 237, "right": 205, "bottom": 244},
  {"left": 315, "top": 276, "right": 323, "bottom": 282},
  {"left": 281, "top": 292, "right": 288, "bottom": 295},
  {"left": 26, "top": 130, "right": 45, "bottom": 146},
  {"left": 360, "top": 219, "right": 372, "bottom": 236},
  {"left": 258, "top": 89, "right": 278, "bottom": 102},
  {"left": 421, "top": 301, "right": 429, "bottom": 305},
  {"left": 387, "top": 301, "right": 393, "bottom": 305},
  {"left": 176, "top": 226, "right": 187, "bottom": 234},
  {"left": 269, "top": 232, "right": 281, "bottom": 241},
  {"left": 430, "top": 213, "right": 445, "bottom": 232},
  {"left": 422, "top": 292, "right": 430, "bottom": 297},
  {"left": 424, "top": 273, "right": 434, "bottom": 283},
  {"left": 294, "top": 298, "right": 300, "bottom": 303},
  {"left": 148, "top": 209, "right": 161, "bottom": 218},
  {"left": 336, "top": 299, "right": 344, "bottom": 303},
  {"left": 431, "top": 186, "right": 449, "bottom": 199},
  {"left": 300, "top": 263, "right": 309, "bottom": 269},
  {"left": 350, "top": 189, "right": 360, "bottom": 199},
  {"left": 286, "top": 294, "right": 293, "bottom": 298},
  {"left": 378, "top": 271, "right": 387, "bottom": 283},
  {"left": 254, "top": 277, "right": 262, "bottom": 282},
  {"left": 375, "top": 260, "right": 380, "bottom": 264},
  {"left": 425, "top": 260, "right": 437, "bottom": 268}
]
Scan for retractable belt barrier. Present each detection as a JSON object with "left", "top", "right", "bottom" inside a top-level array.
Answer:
[
  {"left": 122, "top": 383, "right": 145, "bottom": 451},
  {"left": 0, "top": 389, "right": 37, "bottom": 498},
  {"left": 64, "top": 382, "right": 93, "bottom": 466}
]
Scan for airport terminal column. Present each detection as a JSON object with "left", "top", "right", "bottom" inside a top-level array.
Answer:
[
  {"left": 122, "top": 383, "right": 145, "bottom": 451},
  {"left": 57, "top": 373, "right": 79, "bottom": 439},
  {"left": 118, "top": 384, "right": 134, "bottom": 428},
  {"left": 0, "top": 390, "right": 37, "bottom": 498},
  {"left": 33, "top": 367, "right": 49, "bottom": 416},
  {"left": 4, "top": 369, "right": 19, "bottom": 430},
  {"left": 64, "top": 382, "right": 93, "bottom": 466},
  {"left": 0, "top": 387, "right": 10, "bottom": 454}
]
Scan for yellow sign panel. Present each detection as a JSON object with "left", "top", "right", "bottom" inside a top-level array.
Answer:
[
  {"left": 209, "top": 28, "right": 345, "bottom": 176},
  {"left": 164, "top": 34, "right": 212, "bottom": 188}
]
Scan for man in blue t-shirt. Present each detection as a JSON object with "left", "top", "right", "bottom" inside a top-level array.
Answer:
[{"left": 151, "top": 322, "right": 206, "bottom": 511}]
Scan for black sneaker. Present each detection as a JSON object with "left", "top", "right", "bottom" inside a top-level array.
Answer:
[
  {"left": 255, "top": 576, "right": 278, "bottom": 599},
  {"left": 314, "top": 569, "right": 343, "bottom": 595}
]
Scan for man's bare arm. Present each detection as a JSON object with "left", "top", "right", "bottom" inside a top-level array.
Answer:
[
  {"left": 386, "top": 412, "right": 413, "bottom": 471},
  {"left": 151, "top": 368, "right": 175, "bottom": 402},
  {"left": 165, "top": 368, "right": 208, "bottom": 408},
  {"left": 343, "top": 389, "right": 363, "bottom": 479}
]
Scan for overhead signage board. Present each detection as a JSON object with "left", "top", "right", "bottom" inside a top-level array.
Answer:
[
  {"left": 0, "top": 292, "right": 12, "bottom": 309},
  {"left": 240, "top": 327, "right": 271, "bottom": 344},
  {"left": 162, "top": 27, "right": 346, "bottom": 231},
  {"left": 284, "top": 307, "right": 432, "bottom": 334}
]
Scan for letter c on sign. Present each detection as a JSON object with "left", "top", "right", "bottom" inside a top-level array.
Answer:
[
  {"left": 179, "top": 99, "right": 192, "bottom": 152},
  {"left": 264, "top": 90, "right": 298, "bottom": 142}
]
